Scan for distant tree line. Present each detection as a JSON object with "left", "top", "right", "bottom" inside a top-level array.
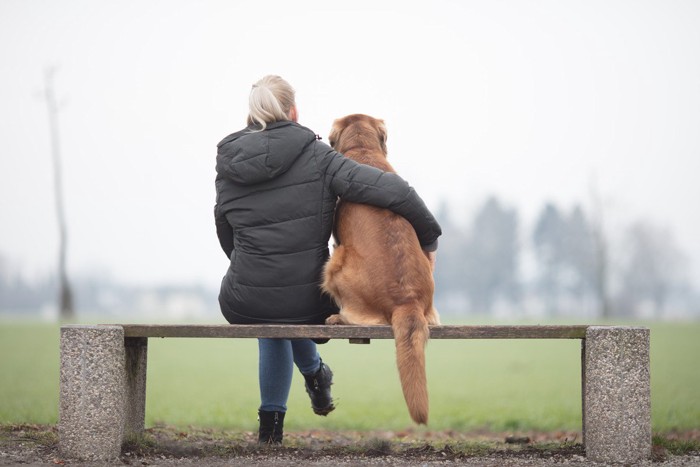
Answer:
[
  {"left": 0, "top": 255, "right": 55, "bottom": 313},
  {"left": 1, "top": 195, "right": 697, "bottom": 320},
  {"left": 0, "top": 256, "right": 218, "bottom": 320},
  {"left": 433, "top": 196, "right": 696, "bottom": 319}
]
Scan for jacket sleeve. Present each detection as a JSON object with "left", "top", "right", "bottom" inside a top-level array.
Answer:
[
  {"left": 214, "top": 203, "right": 234, "bottom": 258},
  {"left": 320, "top": 146, "right": 441, "bottom": 250}
]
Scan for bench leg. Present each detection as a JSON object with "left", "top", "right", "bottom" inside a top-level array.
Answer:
[
  {"left": 59, "top": 325, "right": 126, "bottom": 460},
  {"left": 580, "top": 338, "right": 587, "bottom": 447},
  {"left": 124, "top": 337, "right": 148, "bottom": 438},
  {"left": 583, "top": 326, "right": 651, "bottom": 464}
]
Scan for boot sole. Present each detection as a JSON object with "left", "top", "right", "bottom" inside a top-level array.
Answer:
[{"left": 313, "top": 404, "right": 336, "bottom": 416}]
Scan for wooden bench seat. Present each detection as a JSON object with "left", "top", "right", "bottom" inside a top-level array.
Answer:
[{"left": 120, "top": 324, "right": 589, "bottom": 339}]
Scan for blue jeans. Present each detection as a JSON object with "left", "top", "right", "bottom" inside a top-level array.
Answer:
[{"left": 258, "top": 338, "right": 321, "bottom": 412}]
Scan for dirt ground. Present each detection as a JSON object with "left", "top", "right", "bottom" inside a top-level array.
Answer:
[{"left": 1, "top": 424, "right": 699, "bottom": 466}]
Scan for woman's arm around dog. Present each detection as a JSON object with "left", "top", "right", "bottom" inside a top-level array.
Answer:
[{"left": 318, "top": 146, "right": 442, "bottom": 251}]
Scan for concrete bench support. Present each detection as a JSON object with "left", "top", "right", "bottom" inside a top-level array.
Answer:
[
  {"left": 124, "top": 336, "right": 148, "bottom": 439},
  {"left": 59, "top": 325, "right": 126, "bottom": 460},
  {"left": 583, "top": 326, "right": 651, "bottom": 464}
]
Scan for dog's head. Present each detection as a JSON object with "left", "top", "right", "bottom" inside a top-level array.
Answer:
[{"left": 329, "top": 114, "right": 388, "bottom": 156}]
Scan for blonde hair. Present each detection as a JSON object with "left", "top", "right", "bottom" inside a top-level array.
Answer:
[{"left": 247, "top": 75, "right": 295, "bottom": 131}]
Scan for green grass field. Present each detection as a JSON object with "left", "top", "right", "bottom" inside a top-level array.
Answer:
[{"left": 1, "top": 321, "right": 698, "bottom": 433}]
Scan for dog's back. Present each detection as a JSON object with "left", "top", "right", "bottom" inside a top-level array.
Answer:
[{"left": 322, "top": 114, "right": 439, "bottom": 424}]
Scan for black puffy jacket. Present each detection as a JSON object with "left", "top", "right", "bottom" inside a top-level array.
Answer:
[{"left": 214, "top": 121, "right": 441, "bottom": 325}]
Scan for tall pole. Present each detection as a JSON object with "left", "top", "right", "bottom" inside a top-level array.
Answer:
[{"left": 43, "top": 67, "right": 74, "bottom": 320}]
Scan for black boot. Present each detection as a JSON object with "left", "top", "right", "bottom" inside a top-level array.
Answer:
[
  {"left": 258, "top": 410, "right": 285, "bottom": 444},
  {"left": 303, "top": 360, "right": 335, "bottom": 416}
]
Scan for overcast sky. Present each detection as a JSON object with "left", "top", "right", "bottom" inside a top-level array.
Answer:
[{"left": 1, "top": 0, "right": 699, "bottom": 288}]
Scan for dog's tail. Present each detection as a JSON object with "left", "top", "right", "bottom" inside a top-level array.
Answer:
[{"left": 391, "top": 304, "right": 430, "bottom": 425}]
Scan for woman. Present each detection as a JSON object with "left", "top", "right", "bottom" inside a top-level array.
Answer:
[{"left": 214, "top": 75, "right": 441, "bottom": 444}]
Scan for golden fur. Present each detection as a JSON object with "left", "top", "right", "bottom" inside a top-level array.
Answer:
[{"left": 322, "top": 114, "right": 440, "bottom": 424}]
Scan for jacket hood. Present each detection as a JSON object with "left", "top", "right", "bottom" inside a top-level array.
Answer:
[{"left": 216, "top": 121, "right": 317, "bottom": 185}]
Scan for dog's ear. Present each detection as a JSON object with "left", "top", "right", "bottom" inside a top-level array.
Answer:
[
  {"left": 328, "top": 120, "right": 340, "bottom": 149},
  {"left": 376, "top": 119, "right": 388, "bottom": 156}
]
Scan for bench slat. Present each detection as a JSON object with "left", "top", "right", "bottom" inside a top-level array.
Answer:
[{"left": 119, "top": 324, "right": 588, "bottom": 340}]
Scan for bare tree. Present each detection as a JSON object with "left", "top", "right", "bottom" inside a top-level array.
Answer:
[
  {"left": 533, "top": 203, "right": 565, "bottom": 316},
  {"left": 42, "top": 67, "right": 74, "bottom": 321},
  {"left": 589, "top": 177, "right": 611, "bottom": 319},
  {"left": 619, "top": 222, "right": 687, "bottom": 318}
]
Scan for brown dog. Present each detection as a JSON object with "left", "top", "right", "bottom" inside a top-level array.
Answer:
[{"left": 322, "top": 114, "right": 440, "bottom": 425}]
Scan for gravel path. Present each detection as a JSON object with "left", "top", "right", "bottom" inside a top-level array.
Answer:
[{"left": 2, "top": 424, "right": 698, "bottom": 466}]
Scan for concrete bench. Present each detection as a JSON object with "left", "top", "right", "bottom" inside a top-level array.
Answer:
[{"left": 58, "top": 324, "right": 651, "bottom": 463}]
